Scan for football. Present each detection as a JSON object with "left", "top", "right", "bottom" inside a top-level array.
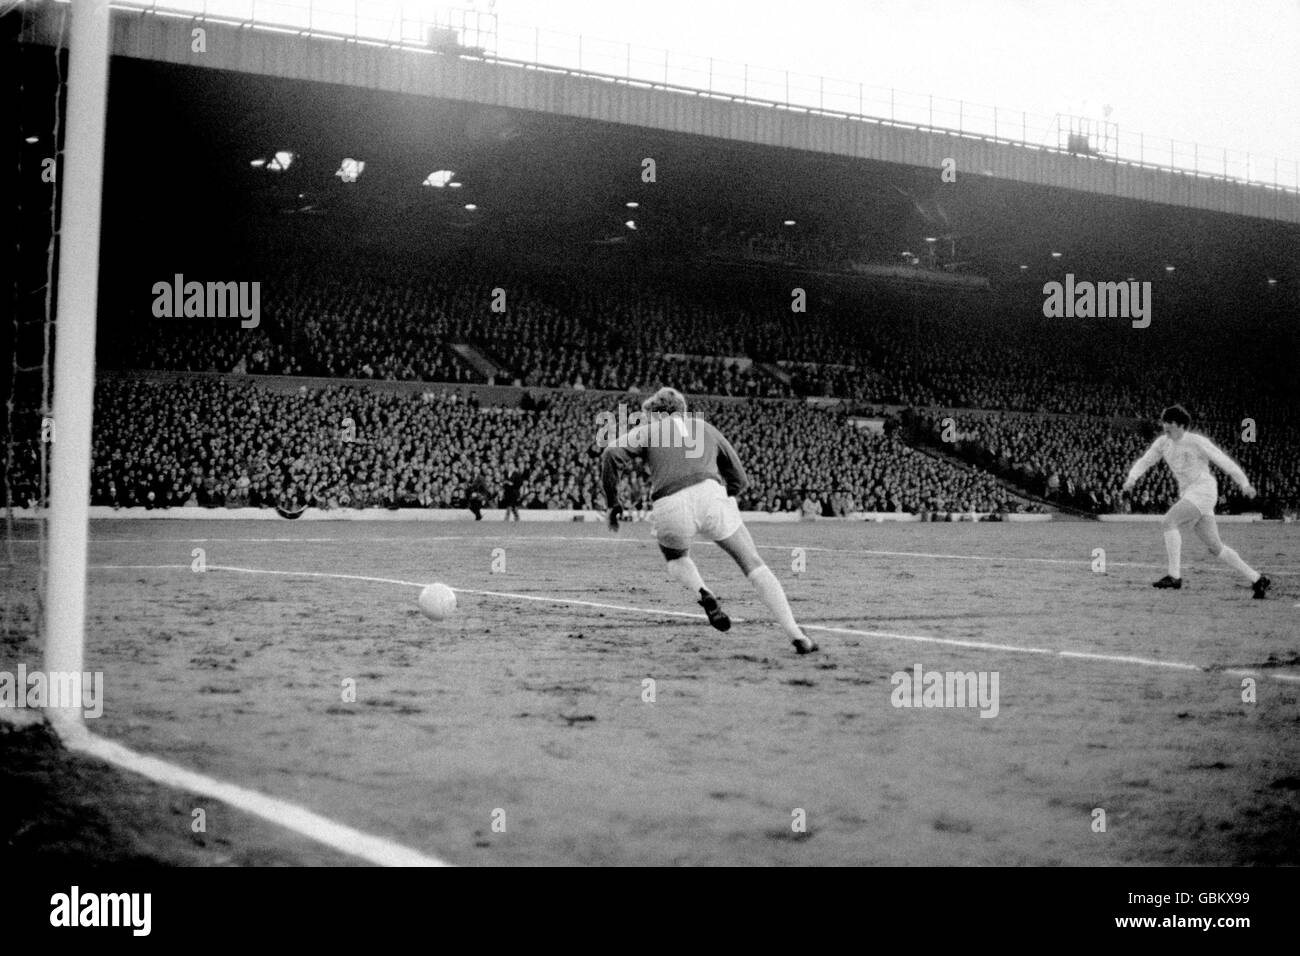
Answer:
[{"left": 418, "top": 583, "right": 457, "bottom": 620}]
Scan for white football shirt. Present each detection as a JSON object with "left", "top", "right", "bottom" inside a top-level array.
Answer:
[{"left": 1126, "top": 432, "right": 1248, "bottom": 495}]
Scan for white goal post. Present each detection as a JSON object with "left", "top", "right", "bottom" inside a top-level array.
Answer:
[{"left": 44, "top": 0, "right": 110, "bottom": 727}]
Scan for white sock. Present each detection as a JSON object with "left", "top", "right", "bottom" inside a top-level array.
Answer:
[
  {"left": 666, "top": 556, "right": 708, "bottom": 598},
  {"left": 747, "top": 565, "right": 803, "bottom": 641},
  {"left": 1217, "top": 546, "right": 1260, "bottom": 583},
  {"left": 1163, "top": 529, "right": 1181, "bottom": 578}
]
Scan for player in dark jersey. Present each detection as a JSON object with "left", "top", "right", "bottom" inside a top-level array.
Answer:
[
  {"left": 466, "top": 473, "right": 490, "bottom": 521},
  {"left": 600, "top": 387, "right": 817, "bottom": 654},
  {"left": 501, "top": 460, "right": 524, "bottom": 522}
]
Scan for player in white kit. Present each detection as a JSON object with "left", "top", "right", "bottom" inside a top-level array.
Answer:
[
  {"left": 600, "top": 387, "right": 818, "bottom": 654},
  {"left": 1122, "top": 405, "right": 1270, "bottom": 597}
]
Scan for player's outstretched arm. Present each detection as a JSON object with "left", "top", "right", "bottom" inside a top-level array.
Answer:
[
  {"left": 599, "top": 425, "right": 645, "bottom": 532},
  {"left": 1122, "top": 436, "right": 1164, "bottom": 492}
]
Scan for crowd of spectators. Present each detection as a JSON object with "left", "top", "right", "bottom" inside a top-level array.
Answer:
[
  {"left": 17, "top": 377, "right": 1022, "bottom": 516},
  {"left": 101, "top": 261, "right": 1294, "bottom": 431},
  {"left": 105, "top": 265, "right": 794, "bottom": 396},
  {"left": 111, "top": 323, "right": 303, "bottom": 377},
  {"left": 7, "top": 377, "right": 1293, "bottom": 518},
  {"left": 704, "top": 399, "right": 1017, "bottom": 514}
]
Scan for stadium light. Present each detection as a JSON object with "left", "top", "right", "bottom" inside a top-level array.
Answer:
[
  {"left": 1165, "top": 265, "right": 1175, "bottom": 272},
  {"left": 1050, "top": 251, "right": 1062, "bottom": 258},
  {"left": 249, "top": 158, "right": 266, "bottom": 167},
  {"left": 448, "top": 181, "right": 463, "bottom": 188},
  {"left": 626, "top": 201, "right": 639, "bottom": 208},
  {"left": 1019, "top": 264, "right": 1028, "bottom": 270},
  {"left": 1267, "top": 277, "right": 1278, "bottom": 285},
  {"left": 25, "top": 134, "right": 39, "bottom": 143},
  {"left": 925, "top": 236, "right": 936, "bottom": 243},
  {"left": 783, "top": 219, "right": 796, "bottom": 226},
  {"left": 335, "top": 158, "right": 365, "bottom": 183},
  {"left": 464, "top": 203, "right": 478, "bottom": 210}
]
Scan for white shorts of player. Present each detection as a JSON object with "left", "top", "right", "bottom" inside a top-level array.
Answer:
[
  {"left": 650, "top": 479, "right": 742, "bottom": 546},
  {"left": 1178, "top": 475, "right": 1218, "bottom": 517}
]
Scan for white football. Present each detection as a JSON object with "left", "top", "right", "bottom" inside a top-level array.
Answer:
[{"left": 418, "top": 583, "right": 457, "bottom": 620}]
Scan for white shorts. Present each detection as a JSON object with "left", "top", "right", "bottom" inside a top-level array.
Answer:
[
  {"left": 1178, "top": 477, "right": 1219, "bottom": 518},
  {"left": 650, "top": 480, "right": 742, "bottom": 548}
]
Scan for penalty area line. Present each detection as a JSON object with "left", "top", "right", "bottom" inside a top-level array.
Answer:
[{"left": 186, "top": 564, "right": 1300, "bottom": 685}]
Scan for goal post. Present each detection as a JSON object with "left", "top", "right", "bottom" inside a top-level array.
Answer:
[{"left": 44, "top": 0, "right": 110, "bottom": 728}]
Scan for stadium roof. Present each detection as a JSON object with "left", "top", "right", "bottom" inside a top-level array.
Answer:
[{"left": 15, "top": 48, "right": 1300, "bottom": 305}]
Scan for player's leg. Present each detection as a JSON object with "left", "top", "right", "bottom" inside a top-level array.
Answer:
[
  {"left": 1154, "top": 498, "right": 1199, "bottom": 588},
  {"left": 1192, "top": 513, "right": 1270, "bottom": 597},
  {"left": 714, "top": 521, "right": 817, "bottom": 654},
  {"left": 652, "top": 492, "right": 730, "bottom": 630},
  {"left": 657, "top": 540, "right": 731, "bottom": 631}
]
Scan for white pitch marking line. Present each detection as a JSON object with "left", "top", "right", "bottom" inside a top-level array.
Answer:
[
  {"left": 45, "top": 719, "right": 448, "bottom": 867},
  {"left": 806, "top": 622, "right": 1055, "bottom": 656},
  {"left": 204, "top": 565, "right": 721, "bottom": 621},
  {"left": 454, "top": 586, "right": 731, "bottom": 622},
  {"left": 210, "top": 565, "right": 430, "bottom": 589},
  {"left": 183, "top": 564, "right": 1300, "bottom": 684}
]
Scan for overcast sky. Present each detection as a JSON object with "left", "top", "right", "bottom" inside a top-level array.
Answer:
[{"left": 480, "top": 0, "right": 1299, "bottom": 173}]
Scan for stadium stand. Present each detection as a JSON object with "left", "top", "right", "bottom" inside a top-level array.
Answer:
[
  {"left": 102, "top": 262, "right": 1294, "bottom": 419},
  {"left": 69, "top": 256, "right": 1298, "bottom": 517},
  {"left": 32, "top": 377, "right": 1022, "bottom": 515}
]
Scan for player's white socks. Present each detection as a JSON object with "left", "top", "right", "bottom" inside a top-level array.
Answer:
[
  {"left": 1217, "top": 546, "right": 1260, "bottom": 583},
  {"left": 747, "top": 565, "right": 803, "bottom": 641},
  {"left": 1163, "top": 529, "right": 1182, "bottom": 578},
  {"left": 666, "top": 556, "right": 708, "bottom": 597}
]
